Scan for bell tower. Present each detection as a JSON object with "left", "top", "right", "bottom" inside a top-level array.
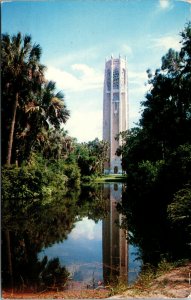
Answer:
[{"left": 103, "top": 56, "right": 128, "bottom": 174}]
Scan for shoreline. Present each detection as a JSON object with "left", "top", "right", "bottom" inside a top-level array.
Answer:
[
  {"left": 111, "top": 261, "right": 191, "bottom": 299},
  {"left": 2, "top": 262, "right": 191, "bottom": 299}
]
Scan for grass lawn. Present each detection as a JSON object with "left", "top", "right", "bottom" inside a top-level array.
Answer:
[{"left": 94, "top": 174, "right": 127, "bottom": 182}]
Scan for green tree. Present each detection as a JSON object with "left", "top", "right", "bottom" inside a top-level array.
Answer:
[
  {"left": 39, "top": 128, "right": 74, "bottom": 161},
  {"left": 117, "top": 23, "right": 191, "bottom": 264},
  {"left": 140, "top": 24, "right": 191, "bottom": 156},
  {"left": 75, "top": 139, "right": 109, "bottom": 179},
  {"left": 2, "top": 33, "right": 70, "bottom": 165},
  {"left": 13, "top": 80, "right": 70, "bottom": 164},
  {"left": 2, "top": 32, "right": 45, "bottom": 165},
  {"left": 87, "top": 138, "right": 109, "bottom": 174}
]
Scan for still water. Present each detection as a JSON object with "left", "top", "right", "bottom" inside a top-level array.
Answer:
[
  {"left": 2, "top": 182, "right": 141, "bottom": 289},
  {"left": 39, "top": 183, "right": 141, "bottom": 286}
]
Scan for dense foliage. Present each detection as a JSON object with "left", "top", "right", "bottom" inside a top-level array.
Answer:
[
  {"left": 2, "top": 33, "right": 70, "bottom": 166},
  {"left": 2, "top": 183, "right": 108, "bottom": 289},
  {"left": 2, "top": 32, "right": 109, "bottom": 192},
  {"left": 117, "top": 23, "right": 191, "bottom": 264},
  {"left": 75, "top": 138, "right": 109, "bottom": 181},
  {"left": 1, "top": 32, "right": 109, "bottom": 289}
]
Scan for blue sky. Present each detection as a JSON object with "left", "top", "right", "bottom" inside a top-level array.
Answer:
[{"left": 2, "top": 0, "right": 191, "bottom": 142}]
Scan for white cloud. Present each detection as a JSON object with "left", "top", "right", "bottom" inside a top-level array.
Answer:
[
  {"left": 65, "top": 109, "right": 102, "bottom": 142},
  {"left": 45, "top": 62, "right": 104, "bottom": 142},
  {"left": 128, "top": 70, "right": 147, "bottom": 85},
  {"left": 71, "top": 63, "right": 103, "bottom": 90},
  {"left": 45, "top": 64, "right": 103, "bottom": 92},
  {"left": 45, "top": 66, "right": 80, "bottom": 91},
  {"left": 151, "top": 36, "right": 181, "bottom": 51},
  {"left": 72, "top": 64, "right": 94, "bottom": 77},
  {"left": 70, "top": 218, "right": 102, "bottom": 241},
  {"left": 129, "top": 85, "right": 148, "bottom": 97},
  {"left": 158, "top": 0, "right": 173, "bottom": 9}
]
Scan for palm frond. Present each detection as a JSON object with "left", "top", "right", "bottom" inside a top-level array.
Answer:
[
  {"left": 23, "top": 35, "right": 32, "bottom": 47},
  {"left": 12, "top": 32, "right": 22, "bottom": 49},
  {"left": 2, "top": 33, "right": 10, "bottom": 44},
  {"left": 25, "top": 101, "right": 40, "bottom": 113},
  {"left": 55, "top": 91, "right": 64, "bottom": 99},
  {"left": 46, "top": 80, "right": 56, "bottom": 92},
  {"left": 30, "top": 44, "right": 42, "bottom": 61}
]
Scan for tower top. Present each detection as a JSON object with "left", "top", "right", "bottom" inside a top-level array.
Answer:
[{"left": 105, "top": 55, "right": 127, "bottom": 64}]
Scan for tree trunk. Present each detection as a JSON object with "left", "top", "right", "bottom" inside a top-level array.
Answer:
[
  {"left": 5, "top": 230, "right": 13, "bottom": 288},
  {"left": 6, "top": 93, "right": 19, "bottom": 165}
]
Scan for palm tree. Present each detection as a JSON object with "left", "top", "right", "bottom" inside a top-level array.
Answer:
[
  {"left": 2, "top": 32, "right": 46, "bottom": 165},
  {"left": 41, "top": 128, "right": 74, "bottom": 160},
  {"left": 18, "top": 80, "right": 70, "bottom": 162},
  {"left": 40, "top": 81, "right": 70, "bottom": 130}
]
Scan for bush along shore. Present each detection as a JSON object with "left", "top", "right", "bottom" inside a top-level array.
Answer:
[
  {"left": 2, "top": 261, "right": 191, "bottom": 299},
  {"left": 109, "top": 260, "right": 191, "bottom": 299}
]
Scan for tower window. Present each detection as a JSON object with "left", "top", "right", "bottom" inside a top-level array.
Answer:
[
  {"left": 121, "top": 68, "right": 126, "bottom": 86},
  {"left": 114, "top": 102, "right": 119, "bottom": 114},
  {"left": 113, "top": 93, "right": 119, "bottom": 102},
  {"left": 113, "top": 68, "right": 119, "bottom": 89},
  {"left": 107, "top": 69, "right": 111, "bottom": 91}
]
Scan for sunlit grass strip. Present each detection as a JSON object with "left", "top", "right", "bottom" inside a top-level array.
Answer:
[{"left": 94, "top": 174, "right": 127, "bottom": 182}]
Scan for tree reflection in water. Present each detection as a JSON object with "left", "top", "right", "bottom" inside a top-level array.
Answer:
[
  {"left": 2, "top": 185, "right": 108, "bottom": 291},
  {"left": 39, "top": 183, "right": 141, "bottom": 286}
]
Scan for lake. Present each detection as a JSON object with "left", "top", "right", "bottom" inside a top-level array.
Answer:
[
  {"left": 2, "top": 182, "right": 141, "bottom": 289},
  {"left": 39, "top": 182, "right": 142, "bottom": 287}
]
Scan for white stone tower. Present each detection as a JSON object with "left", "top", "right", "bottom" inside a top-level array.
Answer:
[{"left": 103, "top": 56, "right": 128, "bottom": 174}]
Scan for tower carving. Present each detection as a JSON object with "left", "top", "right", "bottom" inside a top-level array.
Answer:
[{"left": 103, "top": 56, "right": 128, "bottom": 174}]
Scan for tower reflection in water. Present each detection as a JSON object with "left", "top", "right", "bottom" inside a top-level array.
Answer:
[{"left": 102, "top": 182, "right": 128, "bottom": 284}]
